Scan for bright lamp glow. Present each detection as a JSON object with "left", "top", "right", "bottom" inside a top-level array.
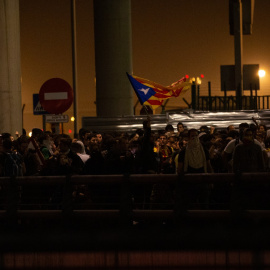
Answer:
[
  {"left": 71, "top": 116, "right": 75, "bottom": 121},
  {"left": 259, "top": 70, "right": 266, "bottom": 77}
]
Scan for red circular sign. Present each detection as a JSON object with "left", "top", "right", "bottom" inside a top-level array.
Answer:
[{"left": 39, "top": 78, "right": 74, "bottom": 114}]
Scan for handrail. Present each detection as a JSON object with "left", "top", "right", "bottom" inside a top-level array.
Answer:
[
  {"left": 198, "top": 95, "right": 270, "bottom": 110},
  {"left": 1, "top": 172, "right": 270, "bottom": 224},
  {"left": 0, "top": 172, "right": 269, "bottom": 184}
]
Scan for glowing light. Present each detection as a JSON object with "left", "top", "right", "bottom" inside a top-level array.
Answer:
[
  {"left": 185, "top": 75, "right": 189, "bottom": 79},
  {"left": 29, "top": 132, "right": 32, "bottom": 137},
  {"left": 200, "top": 74, "right": 204, "bottom": 78},
  {"left": 259, "top": 70, "right": 266, "bottom": 77},
  {"left": 71, "top": 116, "right": 75, "bottom": 122},
  {"left": 68, "top": 129, "right": 72, "bottom": 134}
]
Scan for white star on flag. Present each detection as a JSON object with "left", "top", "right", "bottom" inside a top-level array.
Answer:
[{"left": 138, "top": 88, "right": 150, "bottom": 95}]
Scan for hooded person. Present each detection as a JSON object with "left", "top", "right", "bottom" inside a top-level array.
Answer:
[
  {"left": 70, "top": 140, "right": 90, "bottom": 163},
  {"left": 177, "top": 129, "right": 213, "bottom": 174},
  {"left": 177, "top": 129, "right": 213, "bottom": 210}
]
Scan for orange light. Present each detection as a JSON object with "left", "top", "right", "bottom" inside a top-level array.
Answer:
[{"left": 259, "top": 70, "right": 265, "bottom": 77}]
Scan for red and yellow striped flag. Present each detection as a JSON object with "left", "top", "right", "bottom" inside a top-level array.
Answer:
[{"left": 127, "top": 73, "right": 191, "bottom": 110}]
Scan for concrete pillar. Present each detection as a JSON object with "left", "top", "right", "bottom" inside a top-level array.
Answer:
[
  {"left": 0, "top": 0, "right": 22, "bottom": 137},
  {"left": 94, "top": 0, "right": 133, "bottom": 117}
]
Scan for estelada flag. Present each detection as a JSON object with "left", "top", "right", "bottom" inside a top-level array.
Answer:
[{"left": 127, "top": 73, "right": 191, "bottom": 110}]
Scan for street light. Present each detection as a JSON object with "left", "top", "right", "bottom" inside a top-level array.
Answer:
[{"left": 259, "top": 70, "right": 266, "bottom": 78}]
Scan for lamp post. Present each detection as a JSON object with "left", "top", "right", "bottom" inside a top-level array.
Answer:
[
  {"left": 233, "top": 0, "right": 243, "bottom": 110},
  {"left": 71, "top": 0, "right": 78, "bottom": 138}
]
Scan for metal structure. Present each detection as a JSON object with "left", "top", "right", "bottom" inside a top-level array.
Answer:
[
  {"left": 82, "top": 109, "right": 270, "bottom": 134},
  {"left": 0, "top": 173, "right": 270, "bottom": 269},
  {"left": 1, "top": 173, "right": 270, "bottom": 226},
  {"left": 198, "top": 95, "right": 270, "bottom": 111}
]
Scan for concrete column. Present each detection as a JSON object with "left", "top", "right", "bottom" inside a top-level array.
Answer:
[
  {"left": 94, "top": 0, "right": 133, "bottom": 117},
  {"left": 0, "top": 0, "right": 22, "bottom": 137}
]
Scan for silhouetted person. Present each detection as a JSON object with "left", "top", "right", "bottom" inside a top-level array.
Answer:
[{"left": 233, "top": 128, "right": 265, "bottom": 173}]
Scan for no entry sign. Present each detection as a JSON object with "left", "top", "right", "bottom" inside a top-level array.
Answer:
[{"left": 39, "top": 78, "right": 74, "bottom": 114}]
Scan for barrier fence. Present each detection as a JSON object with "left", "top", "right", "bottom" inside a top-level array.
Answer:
[
  {"left": 1, "top": 172, "right": 270, "bottom": 224},
  {"left": 198, "top": 95, "right": 270, "bottom": 111},
  {"left": 2, "top": 173, "right": 270, "bottom": 269},
  {"left": 191, "top": 82, "right": 270, "bottom": 111}
]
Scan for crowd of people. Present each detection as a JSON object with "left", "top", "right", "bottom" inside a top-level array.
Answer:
[
  {"left": 0, "top": 117, "right": 269, "bottom": 209},
  {"left": 0, "top": 117, "right": 270, "bottom": 176}
]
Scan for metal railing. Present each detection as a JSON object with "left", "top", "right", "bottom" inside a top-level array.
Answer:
[
  {"left": 1, "top": 173, "right": 270, "bottom": 224},
  {"left": 198, "top": 95, "right": 270, "bottom": 111},
  {"left": 2, "top": 173, "right": 270, "bottom": 256},
  {"left": 189, "top": 82, "right": 270, "bottom": 111}
]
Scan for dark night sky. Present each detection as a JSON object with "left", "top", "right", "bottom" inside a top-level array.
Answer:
[{"left": 19, "top": 0, "right": 270, "bottom": 133}]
